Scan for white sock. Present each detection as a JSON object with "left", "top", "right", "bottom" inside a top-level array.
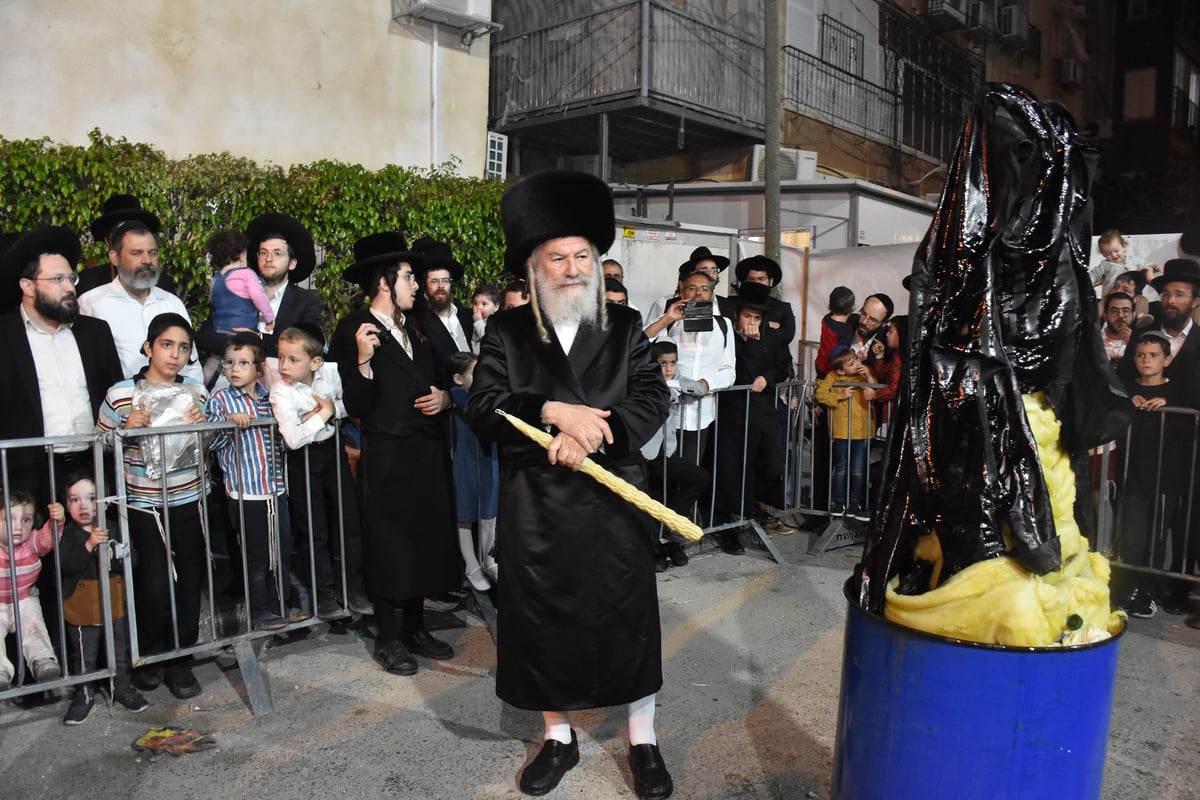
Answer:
[
  {"left": 543, "top": 711, "right": 572, "bottom": 744},
  {"left": 627, "top": 693, "right": 657, "bottom": 746},
  {"left": 479, "top": 518, "right": 497, "bottom": 565},
  {"left": 458, "top": 526, "right": 482, "bottom": 573}
]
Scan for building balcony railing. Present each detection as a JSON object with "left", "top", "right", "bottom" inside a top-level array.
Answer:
[
  {"left": 489, "top": 0, "right": 764, "bottom": 132},
  {"left": 783, "top": 45, "right": 898, "bottom": 146}
]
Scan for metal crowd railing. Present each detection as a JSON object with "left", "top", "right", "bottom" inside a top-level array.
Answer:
[{"left": 0, "top": 420, "right": 361, "bottom": 716}]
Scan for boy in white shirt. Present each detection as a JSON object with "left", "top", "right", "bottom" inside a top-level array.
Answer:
[{"left": 270, "top": 323, "right": 370, "bottom": 619}]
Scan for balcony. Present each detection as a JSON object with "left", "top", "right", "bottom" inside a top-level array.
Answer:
[{"left": 489, "top": 0, "right": 764, "bottom": 163}]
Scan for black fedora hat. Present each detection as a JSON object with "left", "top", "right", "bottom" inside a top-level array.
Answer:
[
  {"left": 501, "top": 171, "right": 615, "bottom": 274},
  {"left": 734, "top": 254, "right": 782, "bottom": 285},
  {"left": 734, "top": 280, "right": 772, "bottom": 312},
  {"left": 1151, "top": 258, "right": 1200, "bottom": 292},
  {"left": 342, "top": 232, "right": 423, "bottom": 291},
  {"left": 246, "top": 213, "right": 317, "bottom": 284},
  {"left": 0, "top": 226, "right": 81, "bottom": 308},
  {"left": 89, "top": 194, "right": 160, "bottom": 243},
  {"left": 685, "top": 245, "right": 730, "bottom": 273},
  {"left": 411, "top": 237, "right": 465, "bottom": 283}
]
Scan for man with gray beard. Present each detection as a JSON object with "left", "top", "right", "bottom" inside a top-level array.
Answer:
[
  {"left": 79, "top": 220, "right": 202, "bottom": 381},
  {"left": 0, "top": 226, "right": 123, "bottom": 503},
  {"left": 465, "top": 172, "right": 673, "bottom": 799}
]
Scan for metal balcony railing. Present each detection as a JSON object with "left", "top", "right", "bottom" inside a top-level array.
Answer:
[
  {"left": 489, "top": 0, "right": 764, "bottom": 130},
  {"left": 783, "top": 46, "right": 898, "bottom": 145}
]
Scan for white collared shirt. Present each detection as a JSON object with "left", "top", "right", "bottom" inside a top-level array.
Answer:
[
  {"left": 20, "top": 306, "right": 92, "bottom": 448},
  {"left": 370, "top": 308, "right": 412, "bottom": 359},
  {"left": 435, "top": 302, "right": 470, "bottom": 352},
  {"left": 1168, "top": 319, "right": 1193, "bottom": 363},
  {"left": 553, "top": 319, "right": 581, "bottom": 355},
  {"left": 79, "top": 277, "right": 204, "bottom": 382},
  {"left": 664, "top": 319, "right": 736, "bottom": 431},
  {"left": 269, "top": 362, "right": 346, "bottom": 450},
  {"left": 258, "top": 281, "right": 288, "bottom": 334}
]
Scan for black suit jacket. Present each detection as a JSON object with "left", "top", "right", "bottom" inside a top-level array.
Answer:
[
  {"left": 195, "top": 283, "right": 323, "bottom": 358},
  {"left": 414, "top": 299, "right": 474, "bottom": 387},
  {"left": 0, "top": 309, "right": 124, "bottom": 490}
]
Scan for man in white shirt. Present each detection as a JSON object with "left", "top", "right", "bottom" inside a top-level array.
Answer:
[
  {"left": 78, "top": 220, "right": 203, "bottom": 382},
  {"left": 644, "top": 270, "right": 736, "bottom": 466},
  {"left": 0, "top": 226, "right": 124, "bottom": 503}
]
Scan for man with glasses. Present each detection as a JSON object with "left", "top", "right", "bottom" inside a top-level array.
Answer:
[
  {"left": 412, "top": 237, "right": 474, "bottom": 376},
  {"left": 197, "top": 213, "right": 321, "bottom": 362},
  {"left": 79, "top": 220, "right": 203, "bottom": 381},
  {"left": 0, "top": 226, "right": 123, "bottom": 502},
  {"left": 1101, "top": 291, "right": 1136, "bottom": 366}
]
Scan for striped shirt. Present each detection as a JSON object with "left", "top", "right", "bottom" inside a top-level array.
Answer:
[
  {"left": 1, "top": 519, "right": 59, "bottom": 604},
  {"left": 96, "top": 373, "right": 209, "bottom": 508},
  {"left": 205, "top": 384, "right": 286, "bottom": 500}
]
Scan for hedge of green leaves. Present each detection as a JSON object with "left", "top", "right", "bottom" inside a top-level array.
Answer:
[{"left": 0, "top": 129, "right": 507, "bottom": 324}]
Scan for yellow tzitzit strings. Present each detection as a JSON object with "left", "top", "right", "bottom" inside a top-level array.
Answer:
[{"left": 496, "top": 409, "right": 704, "bottom": 542}]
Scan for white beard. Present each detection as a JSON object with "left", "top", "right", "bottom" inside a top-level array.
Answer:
[{"left": 535, "top": 268, "right": 600, "bottom": 327}]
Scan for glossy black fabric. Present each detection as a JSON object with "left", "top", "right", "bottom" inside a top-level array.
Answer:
[
  {"left": 464, "top": 303, "right": 669, "bottom": 710},
  {"left": 855, "top": 83, "right": 1132, "bottom": 613}
]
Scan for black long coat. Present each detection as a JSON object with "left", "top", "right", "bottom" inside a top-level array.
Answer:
[
  {"left": 465, "top": 304, "right": 669, "bottom": 711},
  {"left": 330, "top": 308, "right": 460, "bottom": 602}
]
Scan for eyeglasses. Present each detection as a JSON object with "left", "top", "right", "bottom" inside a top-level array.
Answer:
[
  {"left": 258, "top": 249, "right": 289, "bottom": 261},
  {"left": 221, "top": 359, "right": 259, "bottom": 370},
  {"left": 1161, "top": 290, "right": 1196, "bottom": 301},
  {"left": 426, "top": 277, "right": 453, "bottom": 286},
  {"left": 32, "top": 274, "right": 79, "bottom": 287},
  {"left": 398, "top": 272, "right": 417, "bottom": 283}
]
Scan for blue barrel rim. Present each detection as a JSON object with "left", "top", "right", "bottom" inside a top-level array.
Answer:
[{"left": 843, "top": 577, "right": 1127, "bottom": 653}]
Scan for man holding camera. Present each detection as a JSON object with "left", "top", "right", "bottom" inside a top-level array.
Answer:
[{"left": 644, "top": 269, "right": 736, "bottom": 511}]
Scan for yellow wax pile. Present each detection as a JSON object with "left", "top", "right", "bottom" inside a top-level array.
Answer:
[{"left": 884, "top": 393, "right": 1125, "bottom": 646}]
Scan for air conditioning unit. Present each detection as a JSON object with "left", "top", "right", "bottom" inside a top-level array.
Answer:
[
  {"left": 751, "top": 145, "right": 818, "bottom": 181},
  {"left": 927, "top": 0, "right": 967, "bottom": 29},
  {"left": 1059, "top": 57, "right": 1081, "bottom": 88},
  {"left": 484, "top": 132, "right": 507, "bottom": 180},
  {"left": 392, "top": 0, "right": 500, "bottom": 41},
  {"left": 966, "top": 1, "right": 999, "bottom": 38},
  {"left": 998, "top": 4, "right": 1029, "bottom": 44}
]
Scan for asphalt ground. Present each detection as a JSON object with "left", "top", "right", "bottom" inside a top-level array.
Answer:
[{"left": 1, "top": 524, "right": 1197, "bottom": 799}]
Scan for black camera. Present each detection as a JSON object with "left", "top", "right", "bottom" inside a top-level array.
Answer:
[{"left": 682, "top": 299, "right": 714, "bottom": 332}]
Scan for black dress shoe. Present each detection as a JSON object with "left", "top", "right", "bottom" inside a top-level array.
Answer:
[
  {"left": 629, "top": 743, "right": 673, "bottom": 800},
  {"left": 519, "top": 731, "right": 580, "bottom": 796},
  {"left": 375, "top": 639, "right": 418, "bottom": 675},
  {"left": 400, "top": 629, "right": 454, "bottom": 660},
  {"left": 163, "top": 666, "right": 201, "bottom": 700},
  {"left": 717, "top": 531, "right": 745, "bottom": 555}
]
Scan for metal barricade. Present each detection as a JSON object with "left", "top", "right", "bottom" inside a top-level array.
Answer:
[
  {"left": 0, "top": 433, "right": 114, "bottom": 703},
  {"left": 1103, "top": 405, "right": 1200, "bottom": 597}
]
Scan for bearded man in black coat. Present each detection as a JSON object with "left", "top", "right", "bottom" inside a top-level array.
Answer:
[{"left": 465, "top": 172, "right": 673, "bottom": 800}]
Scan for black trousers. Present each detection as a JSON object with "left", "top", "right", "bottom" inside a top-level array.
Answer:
[
  {"left": 227, "top": 495, "right": 291, "bottom": 622},
  {"left": 287, "top": 440, "right": 364, "bottom": 600},
  {"left": 128, "top": 501, "right": 206, "bottom": 655}
]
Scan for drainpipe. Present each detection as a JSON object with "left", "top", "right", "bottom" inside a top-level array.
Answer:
[{"left": 764, "top": 0, "right": 783, "bottom": 263}]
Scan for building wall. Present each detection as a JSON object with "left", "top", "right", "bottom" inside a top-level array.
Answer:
[{"left": 0, "top": 0, "right": 491, "bottom": 172}]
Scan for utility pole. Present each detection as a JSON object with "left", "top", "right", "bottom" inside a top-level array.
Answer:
[{"left": 764, "top": 0, "right": 783, "bottom": 262}]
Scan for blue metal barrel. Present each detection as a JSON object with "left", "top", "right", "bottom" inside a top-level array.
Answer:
[{"left": 832, "top": 580, "right": 1124, "bottom": 799}]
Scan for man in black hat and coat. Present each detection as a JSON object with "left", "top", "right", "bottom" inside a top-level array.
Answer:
[
  {"left": 1117, "top": 258, "right": 1200, "bottom": 406},
  {"left": 0, "top": 226, "right": 123, "bottom": 503},
  {"left": 196, "top": 213, "right": 322, "bottom": 361},
  {"left": 410, "top": 236, "right": 474, "bottom": 376},
  {"left": 329, "top": 233, "right": 462, "bottom": 676},
  {"left": 464, "top": 171, "right": 672, "bottom": 799},
  {"left": 734, "top": 254, "right": 796, "bottom": 348}
]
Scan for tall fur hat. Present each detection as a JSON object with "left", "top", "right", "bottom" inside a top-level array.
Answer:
[{"left": 501, "top": 171, "right": 615, "bottom": 274}]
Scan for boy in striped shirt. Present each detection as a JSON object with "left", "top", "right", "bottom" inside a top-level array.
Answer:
[{"left": 205, "top": 333, "right": 293, "bottom": 632}]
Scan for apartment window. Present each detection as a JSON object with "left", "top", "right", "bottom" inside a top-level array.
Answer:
[
  {"left": 1124, "top": 67, "right": 1156, "bottom": 120},
  {"left": 820, "top": 14, "right": 863, "bottom": 76}
]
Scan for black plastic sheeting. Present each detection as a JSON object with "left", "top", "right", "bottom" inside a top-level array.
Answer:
[{"left": 853, "top": 83, "right": 1132, "bottom": 614}]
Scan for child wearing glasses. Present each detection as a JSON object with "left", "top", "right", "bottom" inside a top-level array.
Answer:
[{"left": 205, "top": 332, "right": 294, "bottom": 631}]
